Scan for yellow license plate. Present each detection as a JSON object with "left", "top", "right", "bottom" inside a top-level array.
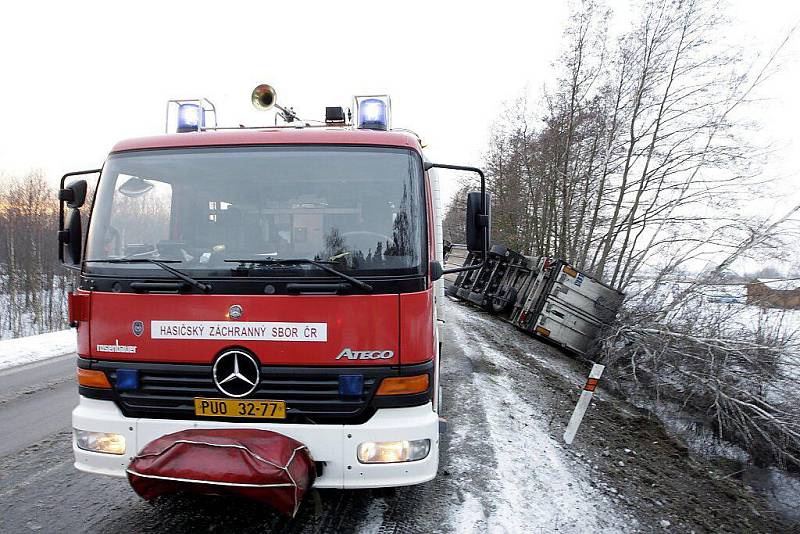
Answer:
[{"left": 194, "top": 398, "right": 286, "bottom": 419}]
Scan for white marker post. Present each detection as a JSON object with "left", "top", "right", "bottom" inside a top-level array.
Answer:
[{"left": 563, "top": 363, "right": 605, "bottom": 445}]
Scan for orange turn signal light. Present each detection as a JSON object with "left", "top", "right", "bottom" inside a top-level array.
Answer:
[
  {"left": 535, "top": 326, "right": 551, "bottom": 337},
  {"left": 376, "top": 374, "right": 430, "bottom": 396},
  {"left": 77, "top": 368, "right": 112, "bottom": 389}
]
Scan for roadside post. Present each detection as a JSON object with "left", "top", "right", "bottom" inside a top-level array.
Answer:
[{"left": 563, "top": 363, "right": 605, "bottom": 445}]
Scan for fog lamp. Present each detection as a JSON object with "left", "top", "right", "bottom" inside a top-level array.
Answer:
[
  {"left": 357, "top": 439, "right": 430, "bottom": 464},
  {"left": 74, "top": 429, "right": 126, "bottom": 455}
]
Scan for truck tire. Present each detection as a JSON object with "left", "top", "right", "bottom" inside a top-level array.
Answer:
[{"left": 490, "top": 288, "right": 517, "bottom": 315}]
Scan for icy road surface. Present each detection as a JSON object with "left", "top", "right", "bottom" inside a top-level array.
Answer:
[
  {"left": 0, "top": 298, "right": 789, "bottom": 533},
  {"left": 444, "top": 303, "right": 626, "bottom": 532}
]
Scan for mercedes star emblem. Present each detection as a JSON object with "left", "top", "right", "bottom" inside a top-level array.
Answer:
[
  {"left": 228, "top": 304, "right": 243, "bottom": 319},
  {"left": 212, "top": 350, "right": 260, "bottom": 398}
]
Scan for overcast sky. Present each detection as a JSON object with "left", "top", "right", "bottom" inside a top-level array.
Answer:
[{"left": 0, "top": 0, "right": 798, "bottom": 207}]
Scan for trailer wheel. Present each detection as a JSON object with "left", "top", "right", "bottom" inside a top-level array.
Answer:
[{"left": 490, "top": 288, "right": 517, "bottom": 315}]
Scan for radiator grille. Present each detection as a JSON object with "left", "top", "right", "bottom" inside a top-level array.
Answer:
[{"left": 101, "top": 363, "right": 384, "bottom": 423}]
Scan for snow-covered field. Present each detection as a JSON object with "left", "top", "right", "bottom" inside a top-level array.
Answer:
[
  {"left": 628, "top": 281, "right": 800, "bottom": 333},
  {"left": 0, "top": 329, "right": 76, "bottom": 370},
  {"left": 0, "top": 282, "right": 70, "bottom": 340}
]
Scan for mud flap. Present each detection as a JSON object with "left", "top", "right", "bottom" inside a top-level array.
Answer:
[{"left": 126, "top": 429, "right": 315, "bottom": 517}]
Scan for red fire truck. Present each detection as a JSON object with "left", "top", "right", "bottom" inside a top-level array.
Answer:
[{"left": 59, "top": 86, "right": 489, "bottom": 505}]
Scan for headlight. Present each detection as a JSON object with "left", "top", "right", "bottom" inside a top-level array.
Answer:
[
  {"left": 74, "top": 429, "right": 126, "bottom": 455},
  {"left": 357, "top": 439, "right": 431, "bottom": 463}
]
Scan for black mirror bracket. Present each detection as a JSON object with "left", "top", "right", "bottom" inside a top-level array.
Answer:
[{"left": 424, "top": 161, "right": 491, "bottom": 276}]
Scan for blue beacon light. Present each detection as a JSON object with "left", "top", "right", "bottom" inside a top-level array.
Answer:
[
  {"left": 177, "top": 103, "right": 204, "bottom": 133},
  {"left": 357, "top": 98, "right": 388, "bottom": 131}
]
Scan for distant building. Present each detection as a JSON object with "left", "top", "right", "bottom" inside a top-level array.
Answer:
[{"left": 745, "top": 279, "right": 800, "bottom": 310}]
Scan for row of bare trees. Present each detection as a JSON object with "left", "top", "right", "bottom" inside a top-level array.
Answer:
[
  {"left": 445, "top": 0, "right": 797, "bottom": 292},
  {"left": 0, "top": 171, "right": 72, "bottom": 338},
  {"left": 443, "top": 0, "right": 800, "bottom": 469}
]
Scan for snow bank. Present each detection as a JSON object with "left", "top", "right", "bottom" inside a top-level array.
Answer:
[{"left": 0, "top": 329, "right": 76, "bottom": 370}]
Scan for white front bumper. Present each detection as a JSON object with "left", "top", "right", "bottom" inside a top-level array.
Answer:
[{"left": 72, "top": 396, "right": 439, "bottom": 489}]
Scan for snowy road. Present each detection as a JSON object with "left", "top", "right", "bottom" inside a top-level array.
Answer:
[
  {"left": 0, "top": 353, "right": 76, "bottom": 456},
  {"left": 0, "top": 299, "right": 788, "bottom": 533},
  {"left": 441, "top": 303, "right": 627, "bottom": 532}
]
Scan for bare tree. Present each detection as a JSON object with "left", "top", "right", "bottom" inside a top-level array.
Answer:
[
  {"left": 483, "top": 0, "right": 793, "bottom": 290},
  {"left": 0, "top": 171, "right": 72, "bottom": 338}
]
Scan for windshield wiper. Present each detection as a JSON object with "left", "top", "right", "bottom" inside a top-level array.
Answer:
[
  {"left": 85, "top": 258, "right": 212, "bottom": 292},
  {"left": 224, "top": 258, "right": 373, "bottom": 292}
]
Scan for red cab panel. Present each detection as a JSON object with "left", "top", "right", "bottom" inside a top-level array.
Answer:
[
  {"left": 399, "top": 289, "right": 435, "bottom": 365},
  {"left": 88, "top": 293, "right": 400, "bottom": 366},
  {"left": 70, "top": 290, "right": 91, "bottom": 355}
]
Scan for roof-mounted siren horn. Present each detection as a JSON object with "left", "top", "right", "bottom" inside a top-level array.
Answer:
[
  {"left": 165, "top": 98, "right": 217, "bottom": 134},
  {"left": 354, "top": 95, "right": 391, "bottom": 130},
  {"left": 251, "top": 83, "right": 277, "bottom": 111},
  {"left": 251, "top": 83, "right": 300, "bottom": 123}
]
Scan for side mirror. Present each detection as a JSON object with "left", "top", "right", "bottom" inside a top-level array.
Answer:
[
  {"left": 466, "top": 191, "right": 491, "bottom": 253},
  {"left": 59, "top": 208, "right": 82, "bottom": 266},
  {"left": 58, "top": 169, "right": 101, "bottom": 270},
  {"left": 59, "top": 179, "right": 88, "bottom": 209},
  {"left": 430, "top": 260, "right": 444, "bottom": 281}
]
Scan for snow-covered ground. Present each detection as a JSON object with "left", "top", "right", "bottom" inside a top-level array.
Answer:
[
  {"left": 435, "top": 297, "right": 793, "bottom": 532},
  {"left": 628, "top": 281, "right": 800, "bottom": 333},
  {"left": 0, "top": 329, "right": 76, "bottom": 370},
  {"left": 444, "top": 301, "right": 629, "bottom": 532},
  {"left": 0, "top": 282, "right": 70, "bottom": 340}
]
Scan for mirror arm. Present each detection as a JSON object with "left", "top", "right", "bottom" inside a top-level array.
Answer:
[
  {"left": 60, "top": 168, "right": 102, "bottom": 190},
  {"left": 442, "top": 263, "right": 483, "bottom": 275},
  {"left": 424, "top": 162, "right": 489, "bottom": 272},
  {"left": 61, "top": 262, "right": 82, "bottom": 273}
]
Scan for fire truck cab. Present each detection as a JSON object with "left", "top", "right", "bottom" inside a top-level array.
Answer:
[{"left": 60, "top": 91, "right": 489, "bottom": 491}]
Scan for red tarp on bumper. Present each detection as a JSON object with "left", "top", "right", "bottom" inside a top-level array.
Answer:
[{"left": 126, "top": 428, "right": 315, "bottom": 517}]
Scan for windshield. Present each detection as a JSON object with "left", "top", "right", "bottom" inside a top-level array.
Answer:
[{"left": 85, "top": 146, "right": 426, "bottom": 277}]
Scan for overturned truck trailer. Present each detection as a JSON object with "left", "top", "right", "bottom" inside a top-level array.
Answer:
[
  {"left": 444, "top": 245, "right": 624, "bottom": 355},
  {"left": 445, "top": 245, "right": 531, "bottom": 314}
]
